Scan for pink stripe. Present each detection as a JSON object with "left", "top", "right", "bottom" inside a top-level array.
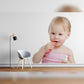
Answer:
[
  {"left": 42, "top": 52, "right": 69, "bottom": 63},
  {"left": 42, "top": 57, "right": 62, "bottom": 63}
]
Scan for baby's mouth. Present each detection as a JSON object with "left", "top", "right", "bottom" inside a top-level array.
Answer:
[{"left": 53, "top": 41, "right": 59, "bottom": 43}]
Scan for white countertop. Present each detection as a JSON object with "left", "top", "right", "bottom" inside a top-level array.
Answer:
[
  {"left": 1, "top": 72, "right": 84, "bottom": 78},
  {"left": 1, "top": 64, "right": 84, "bottom": 67}
]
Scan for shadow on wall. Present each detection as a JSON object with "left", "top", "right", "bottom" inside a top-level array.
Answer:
[
  {"left": 0, "top": 50, "right": 18, "bottom": 65},
  {"left": 0, "top": 52, "right": 9, "bottom": 65}
]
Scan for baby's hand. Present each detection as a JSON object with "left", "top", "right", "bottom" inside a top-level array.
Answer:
[
  {"left": 62, "top": 61, "right": 69, "bottom": 64},
  {"left": 44, "top": 42, "right": 56, "bottom": 52}
]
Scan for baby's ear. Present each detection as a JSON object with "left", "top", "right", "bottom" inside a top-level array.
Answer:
[{"left": 67, "top": 32, "right": 71, "bottom": 38}]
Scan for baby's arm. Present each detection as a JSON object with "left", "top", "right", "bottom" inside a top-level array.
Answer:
[
  {"left": 62, "top": 50, "right": 75, "bottom": 64},
  {"left": 33, "top": 46, "right": 46, "bottom": 63},
  {"left": 68, "top": 51, "right": 75, "bottom": 64},
  {"left": 33, "top": 42, "right": 55, "bottom": 63}
]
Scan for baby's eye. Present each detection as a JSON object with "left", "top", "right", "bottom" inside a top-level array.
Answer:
[
  {"left": 59, "top": 33, "right": 62, "bottom": 35},
  {"left": 52, "top": 32, "right": 55, "bottom": 35}
]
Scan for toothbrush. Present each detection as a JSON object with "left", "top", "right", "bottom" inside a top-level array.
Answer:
[
  {"left": 48, "top": 49, "right": 52, "bottom": 52},
  {"left": 64, "top": 55, "right": 68, "bottom": 61}
]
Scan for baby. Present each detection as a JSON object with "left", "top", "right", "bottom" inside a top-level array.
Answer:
[{"left": 33, "top": 17, "right": 75, "bottom": 64}]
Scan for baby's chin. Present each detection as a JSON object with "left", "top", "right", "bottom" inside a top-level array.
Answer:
[{"left": 54, "top": 44, "right": 63, "bottom": 48}]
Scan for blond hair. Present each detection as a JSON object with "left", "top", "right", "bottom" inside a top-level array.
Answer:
[{"left": 49, "top": 17, "right": 71, "bottom": 33}]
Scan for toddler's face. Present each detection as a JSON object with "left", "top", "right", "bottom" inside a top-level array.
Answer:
[{"left": 49, "top": 23, "right": 70, "bottom": 47}]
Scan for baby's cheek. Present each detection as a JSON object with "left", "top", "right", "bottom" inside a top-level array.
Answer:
[
  {"left": 50, "top": 36, "right": 54, "bottom": 39},
  {"left": 61, "top": 40, "right": 65, "bottom": 43},
  {"left": 60, "top": 37, "right": 66, "bottom": 43},
  {"left": 50, "top": 37, "right": 54, "bottom": 41}
]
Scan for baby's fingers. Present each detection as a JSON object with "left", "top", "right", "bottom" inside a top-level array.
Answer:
[
  {"left": 62, "top": 61, "right": 69, "bottom": 64},
  {"left": 48, "top": 43, "right": 54, "bottom": 49},
  {"left": 52, "top": 42, "right": 56, "bottom": 46}
]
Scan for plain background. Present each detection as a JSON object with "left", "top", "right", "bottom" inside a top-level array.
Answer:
[
  {"left": 0, "top": 0, "right": 84, "bottom": 12},
  {"left": 0, "top": 0, "right": 84, "bottom": 65}
]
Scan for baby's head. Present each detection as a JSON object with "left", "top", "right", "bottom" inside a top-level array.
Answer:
[{"left": 48, "top": 16, "right": 71, "bottom": 47}]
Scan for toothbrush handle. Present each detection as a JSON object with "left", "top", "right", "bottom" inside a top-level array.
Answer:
[
  {"left": 46, "top": 49, "right": 52, "bottom": 54},
  {"left": 48, "top": 49, "right": 52, "bottom": 52}
]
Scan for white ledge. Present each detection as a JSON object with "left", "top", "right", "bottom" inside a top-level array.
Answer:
[{"left": 1, "top": 64, "right": 84, "bottom": 67}]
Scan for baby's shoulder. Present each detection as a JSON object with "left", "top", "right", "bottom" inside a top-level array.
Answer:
[{"left": 62, "top": 45, "right": 72, "bottom": 53}]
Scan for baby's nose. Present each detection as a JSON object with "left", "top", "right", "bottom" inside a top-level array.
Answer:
[{"left": 55, "top": 35, "right": 59, "bottom": 38}]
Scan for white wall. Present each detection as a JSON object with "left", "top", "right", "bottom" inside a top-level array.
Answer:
[
  {"left": 0, "top": 0, "right": 84, "bottom": 65},
  {"left": 0, "top": 0, "right": 84, "bottom": 12},
  {"left": 0, "top": 12, "right": 84, "bottom": 64}
]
